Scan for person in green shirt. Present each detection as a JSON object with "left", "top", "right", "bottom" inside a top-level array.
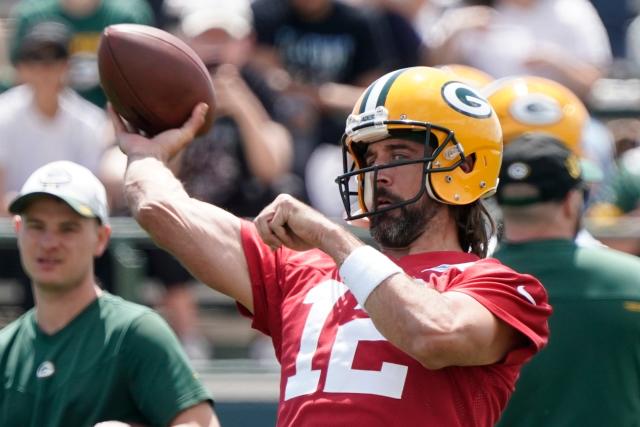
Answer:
[
  {"left": 0, "top": 160, "right": 219, "bottom": 427},
  {"left": 494, "top": 133, "right": 640, "bottom": 427},
  {"left": 9, "top": 0, "right": 153, "bottom": 107}
]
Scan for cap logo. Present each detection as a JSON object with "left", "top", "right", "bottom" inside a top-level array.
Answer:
[
  {"left": 36, "top": 361, "right": 55, "bottom": 378},
  {"left": 565, "top": 154, "right": 581, "bottom": 179},
  {"left": 507, "top": 162, "right": 530, "bottom": 180},
  {"left": 509, "top": 94, "right": 562, "bottom": 125},
  {"left": 38, "top": 167, "right": 72, "bottom": 188},
  {"left": 442, "top": 81, "right": 492, "bottom": 118},
  {"left": 77, "top": 205, "right": 94, "bottom": 216}
]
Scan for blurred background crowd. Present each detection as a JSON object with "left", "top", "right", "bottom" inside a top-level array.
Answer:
[{"left": 0, "top": 0, "right": 640, "bottom": 367}]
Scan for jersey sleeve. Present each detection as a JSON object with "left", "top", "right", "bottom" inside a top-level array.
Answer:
[
  {"left": 123, "top": 312, "right": 213, "bottom": 426},
  {"left": 446, "top": 260, "right": 552, "bottom": 365},
  {"left": 238, "top": 220, "right": 288, "bottom": 360}
]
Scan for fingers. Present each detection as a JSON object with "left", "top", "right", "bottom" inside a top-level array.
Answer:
[
  {"left": 107, "top": 103, "right": 126, "bottom": 134},
  {"left": 254, "top": 208, "right": 283, "bottom": 250},
  {"left": 269, "top": 206, "right": 298, "bottom": 248},
  {"left": 254, "top": 195, "right": 317, "bottom": 252},
  {"left": 180, "top": 103, "right": 209, "bottom": 140},
  {"left": 254, "top": 195, "right": 300, "bottom": 250}
]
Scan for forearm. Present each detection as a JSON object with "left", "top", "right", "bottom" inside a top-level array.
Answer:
[
  {"left": 317, "top": 82, "right": 364, "bottom": 112},
  {"left": 231, "top": 91, "right": 293, "bottom": 183},
  {"left": 364, "top": 275, "right": 460, "bottom": 369},
  {"left": 125, "top": 155, "right": 188, "bottom": 217},
  {"left": 319, "top": 229, "right": 447, "bottom": 356},
  {"left": 124, "top": 155, "right": 253, "bottom": 308},
  {"left": 334, "top": 245, "right": 457, "bottom": 368},
  {"left": 329, "top": 238, "right": 505, "bottom": 369}
]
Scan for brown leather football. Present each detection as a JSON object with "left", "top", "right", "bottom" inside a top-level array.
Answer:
[{"left": 98, "top": 24, "right": 215, "bottom": 136}]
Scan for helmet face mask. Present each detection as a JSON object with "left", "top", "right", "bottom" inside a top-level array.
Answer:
[
  {"left": 336, "top": 122, "right": 466, "bottom": 221},
  {"left": 335, "top": 67, "right": 502, "bottom": 222}
]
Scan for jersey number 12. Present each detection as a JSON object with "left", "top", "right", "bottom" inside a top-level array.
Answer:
[{"left": 284, "top": 280, "right": 408, "bottom": 401}]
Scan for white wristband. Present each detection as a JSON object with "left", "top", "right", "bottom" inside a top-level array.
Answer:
[{"left": 339, "top": 245, "right": 403, "bottom": 307}]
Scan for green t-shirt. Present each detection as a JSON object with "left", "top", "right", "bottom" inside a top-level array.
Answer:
[
  {"left": 10, "top": 0, "right": 152, "bottom": 107},
  {"left": 0, "top": 293, "right": 212, "bottom": 427},
  {"left": 494, "top": 239, "right": 640, "bottom": 427}
]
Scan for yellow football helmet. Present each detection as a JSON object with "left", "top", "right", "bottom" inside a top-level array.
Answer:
[
  {"left": 482, "top": 76, "right": 588, "bottom": 156},
  {"left": 335, "top": 66, "right": 503, "bottom": 221},
  {"left": 436, "top": 64, "right": 494, "bottom": 90}
]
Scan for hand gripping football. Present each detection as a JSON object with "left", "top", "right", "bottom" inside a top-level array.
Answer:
[{"left": 98, "top": 24, "right": 215, "bottom": 136}]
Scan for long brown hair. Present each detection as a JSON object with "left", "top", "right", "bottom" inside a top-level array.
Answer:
[{"left": 451, "top": 200, "right": 496, "bottom": 258}]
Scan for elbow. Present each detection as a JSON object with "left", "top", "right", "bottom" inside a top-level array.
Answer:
[
  {"left": 125, "top": 177, "right": 178, "bottom": 232},
  {"left": 412, "top": 340, "right": 454, "bottom": 370},
  {"left": 407, "top": 319, "right": 462, "bottom": 370},
  {"left": 133, "top": 198, "right": 160, "bottom": 228},
  {"left": 132, "top": 198, "right": 176, "bottom": 246}
]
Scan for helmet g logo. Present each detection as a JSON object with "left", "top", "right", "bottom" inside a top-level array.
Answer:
[
  {"left": 441, "top": 82, "right": 492, "bottom": 118},
  {"left": 509, "top": 94, "right": 562, "bottom": 125}
]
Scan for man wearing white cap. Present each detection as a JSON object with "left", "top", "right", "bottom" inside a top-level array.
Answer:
[{"left": 0, "top": 161, "right": 219, "bottom": 427}]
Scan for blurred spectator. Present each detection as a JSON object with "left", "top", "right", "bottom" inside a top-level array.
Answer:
[
  {"left": 607, "top": 117, "right": 640, "bottom": 158},
  {"left": 0, "top": 20, "right": 111, "bottom": 312},
  {"left": 179, "top": 1, "right": 296, "bottom": 214},
  {"left": 589, "top": 0, "right": 637, "bottom": 59},
  {"left": 494, "top": 134, "right": 640, "bottom": 427},
  {"left": 346, "top": 0, "right": 429, "bottom": 70},
  {"left": 0, "top": 20, "right": 110, "bottom": 215},
  {"left": 144, "top": 0, "right": 175, "bottom": 29},
  {"left": 624, "top": 10, "right": 640, "bottom": 73},
  {"left": 251, "top": 0, "right": 386, "bottom": 183},
  {"left": 583, "top": 119, "right": 640, "bottom": 254},
  {"left": 9, "top": 0, "right": 153, "bottom": 107},
  {"left": 600, "top": 144, "right": 640, "bottom": 219},
  {"left": 428, "top": 0, "right": 612, "bottom": 99}
]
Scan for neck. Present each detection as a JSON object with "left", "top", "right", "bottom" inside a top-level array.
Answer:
[
  {"left": 503, "top": 223, "right": 574, "bottom": 243},
  {"left": 34, "top": 281, "right": 102, "bottom": 335},
  {"left": 381, "top": 209, "right": 462, "bottom": 258},
  {"left": 34, "top": 89, "right": 60, "bottom": 119}
]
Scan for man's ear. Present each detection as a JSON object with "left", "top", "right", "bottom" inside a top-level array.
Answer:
[{"left": 94, "top": 224, "right": 112, "bottom": 257}]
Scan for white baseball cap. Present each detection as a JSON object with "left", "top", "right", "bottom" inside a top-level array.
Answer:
[
  {"left": 9, "top": 160, "right": 109, "bottom": 225},
  {"left": 180, "top": 0, "right": 253, "bottom": 40}
]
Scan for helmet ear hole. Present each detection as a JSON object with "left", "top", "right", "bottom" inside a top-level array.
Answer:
[{"left": 461, "top": 153, "right": 476, "bottom": 173}]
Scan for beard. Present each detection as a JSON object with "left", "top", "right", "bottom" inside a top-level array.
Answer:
[{"left": 369, "top": 189, "right": 439, "bottom": 248}]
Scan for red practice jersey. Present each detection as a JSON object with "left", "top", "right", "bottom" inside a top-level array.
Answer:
[{"left": 239, "top": 221, "right": 551, "bottom": 427}]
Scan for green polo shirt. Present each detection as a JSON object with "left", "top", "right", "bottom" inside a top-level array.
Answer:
[
  {"left": 0, "top": 292, "right": 212, "bottom": 427},
  {"left": 495, "top": 239, "right": 640, "bottom": 427}
]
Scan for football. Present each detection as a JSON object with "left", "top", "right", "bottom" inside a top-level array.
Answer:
[{"left": 98, "top": 24, "right": 215, "bottom": 136}]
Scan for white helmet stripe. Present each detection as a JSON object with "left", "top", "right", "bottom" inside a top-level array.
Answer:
[{"left": 362, "top": 69, "right": 405, "bottom": 113}]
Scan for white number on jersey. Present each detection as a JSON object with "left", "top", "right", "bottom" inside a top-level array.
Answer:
[{"left": 284, "top": 280, "right": 408, "bottom": 400}]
